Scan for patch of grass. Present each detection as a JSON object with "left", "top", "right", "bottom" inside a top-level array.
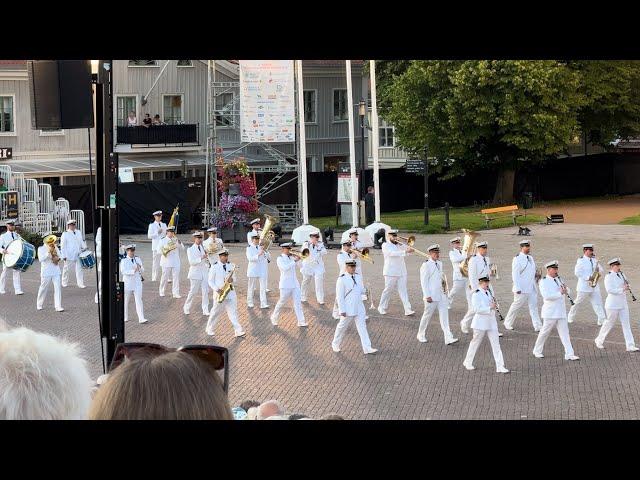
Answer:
[
  {"left": 620, "top": 215, "right": 640, "bottom": 225},
  {"left": 310, "top": 208, "right": 545, "bottom": 234}
]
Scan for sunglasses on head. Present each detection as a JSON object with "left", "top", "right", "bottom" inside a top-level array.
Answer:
[{"left": 109, "top": 342, "right": 229, "bottom": 392}]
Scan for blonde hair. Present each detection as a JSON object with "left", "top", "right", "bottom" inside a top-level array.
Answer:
[{"left": 88, "top": 351, "right": 233, "bottom": 420}]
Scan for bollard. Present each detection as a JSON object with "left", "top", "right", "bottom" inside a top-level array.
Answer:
[{"left": 443, "top": 202, "right": 450, "bottom": 231}]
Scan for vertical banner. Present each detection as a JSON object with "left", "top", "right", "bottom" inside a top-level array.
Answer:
[{"left": 239, "top": 60, "right": 295, "bottom": 143}]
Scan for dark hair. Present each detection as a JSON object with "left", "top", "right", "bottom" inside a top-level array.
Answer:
[
  {"left": 145, "top": 113, "right": 150, "bottom": 117},
  {"left": 289, "top": 413, "right": 310, "bottom": 420},
  {"left": 154, "top": 114, "right": 160, "bottom": 119},
  {"left": 240, "top": 400, "right": 260, "bottom": 412}
]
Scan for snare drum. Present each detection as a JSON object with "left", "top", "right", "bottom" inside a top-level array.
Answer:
[
  {"left": 79, "top": 250, "right": 96, "bottom": 270},
  {"left": 3, "top": 239, "right": 36, "bottom": 272}
]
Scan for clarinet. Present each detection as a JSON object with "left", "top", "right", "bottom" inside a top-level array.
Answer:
[
  {"left": 488, "top": 288, "right": 504, "bottom": 322},
  {"left": 557, "top": 275, "right": 575, "bottom": 305},
  {"left": 620, "top": 272, "right": 637, "bottom": 302},
  {"left": 134, "top": 256, "right": 144, "bottom": 282}
]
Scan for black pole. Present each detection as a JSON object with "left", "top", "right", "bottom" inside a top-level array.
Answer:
[
  {"left": 443, "top": 202, "right": 450, "bottom": 230},
  {"left": 424, "top": 147, "right": 429, "bottom": 225},
  {"left": 359, "top": 104, "right": 366, "bottom": 225}
]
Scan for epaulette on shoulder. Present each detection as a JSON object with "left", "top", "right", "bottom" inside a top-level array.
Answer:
[
  {"left": 340, "top": 273, "right": 345, "bottom": 277},
  {"left": 475, "top": 289, "right": 480, "bottom": 292},
  {"left": 608, "top": 271, "right": 612, "bottom": 274}
]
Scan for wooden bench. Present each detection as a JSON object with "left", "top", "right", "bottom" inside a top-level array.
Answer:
[{"left": 480, "top": 205, "right": 525, "bottom": 229}]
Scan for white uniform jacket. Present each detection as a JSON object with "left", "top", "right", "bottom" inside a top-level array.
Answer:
[
  {"left": 336, "top": 272, "right": 366, "bottom": 317},
  {"left": 246, "top": 244, "right": 269, "bottom": 277},
  {"left": 449, "top": 248, "right": 465, "bottom": 281},
  {"left": 120, "top": 255, "right": 144, "bottom": 291},
  {"left": 95, "top": 228, "right": 102, "bottom": 262},
  {"left": 574, "top": 255, "right": 605, "bottom": 293},
  {"left": 203, "top": 237, "right": 224, "bottom": 263},
  {"left": 0, "top": 230, "right": 22, "bottom": 254},
  {"left": 382, "top": 241, "right": 408, "bottom": 277},
  {"left": 60, "top": 230, "right": 86, "bottom": 261},
  {"left": 208, "top": 261, "right": 236, "bottom": 292},
  {"left": 186, "top": 243, "right": 209, "bottom": 281},
  {"left": 468, "top": 254, "right": 491, "bottom": 290},
  {"left": 539, "top": 276, "right": 569, "bottom": 318},
  {"left": 511, "top": 252, "right": 537, "bottom": 294},
  {"left": 336, "top": 250, "right": 361, "bottom": 276},
  {"left": 471, "top": 288, "right": 498, "bottom": 331},
  {"left": 157, "top": 237, "right": 184, "bottom": 268},
  {"left": 37, "top": 245, "right": 62, "bottom": 277},
  {"left": 604, "top": 272, "right": 627, "bottom": 310},
  {"left": 420, "top": 259, "right": 445, "bottom": 302},
  {"left": 300, "top": 241, "right": 327, "bottom": 276},
  {"left": 277, "top": 254, "right": 300, "bottom": 289},
  {"left": 147, "top": 222, "right": 167, "bottom": 252}
]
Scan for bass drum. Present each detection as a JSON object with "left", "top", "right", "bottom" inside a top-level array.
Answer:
[{"left": 3, "top": 239, "right": 36, "bottom": 272}]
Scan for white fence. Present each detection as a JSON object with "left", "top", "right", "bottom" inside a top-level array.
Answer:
[
  {"left": 21, "top": 201, "right": 38, "bottom": 232},
  {"left": 36, "top": 213, "right": 53, "bottom": 236},
  {"left": 11, "top": 172, "right": 25, "bottom": 201},
  {"left": 54, "top": 198, "right": 70, "bottom": 233},
  {"left": 25, "top": 179, "right": 40, "bottom": 204},
  {"left": 69, "top": 209, "right": 86, "bottom": 240},
  {"left": 38, "top": 183, "right": 54, "bottom": 215}
]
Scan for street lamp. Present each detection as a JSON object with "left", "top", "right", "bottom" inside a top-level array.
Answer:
[{"left": 358, "top": 99, "right": 366, "bottom": 215}]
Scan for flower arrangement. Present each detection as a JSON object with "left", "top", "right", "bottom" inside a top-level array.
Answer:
[{"left": 211, "top": 159, "right": 258, "bottom": 231}]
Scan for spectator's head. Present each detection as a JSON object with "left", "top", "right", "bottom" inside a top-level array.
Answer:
[
  {"left": 321, "top": 414, "right": 345, "bottom": 420},
  {"left": 88, "top": 351, "right": 233, "bottom": 420},
  {"left": 0, "top": 177, "right": 5, "bottom": 185},
  {"left": 0, "top": 325, "right": 93, "bottom": 420},
  {"left": 289, "top": 413, "right": 311, "bottom": 420},
  {"left": 145, "top": 113, "right": 150, "bottom": 118},
  {"left": 154, "top": 114, "right": 160, "bottom": 120},
  {"left": 128, "top": 111, "right": 135, "bottom": 118},
  {"left": 240, "top": 399, "right": 260, "bottom": 412},
  {"left": 367, "top": 185, "right": 374, "bottom": 193},
  {"left": 257, "top": 400, "right": 284, "bottom": 420}
]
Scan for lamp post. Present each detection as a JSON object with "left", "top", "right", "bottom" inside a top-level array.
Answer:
[{"left": 358, "top": 99, "right": 366, "bottom": 217}]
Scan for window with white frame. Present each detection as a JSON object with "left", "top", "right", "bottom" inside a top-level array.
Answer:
[
  {"left": 116, "top": 96, "right": 138, "bottom": 127},
  {"left": 0, "top": 96, "right": 15, "bottom": 133},
  {"left": 333, "top": 89, "right": 348, "bottom": 121},
  {"left": 176, "top": 60, "right": 193, "bottom": 67},
  {"left": 379, "top": 120, "right": 395, "bottom": 147},
  {"left": 303, "top": 90, "right": 316, "bottom": 123},
  {"left": 128, "top": 60, "right": 158, "bottom": 67},
  {"left": 215, "top": 92, "right": 235, "bottom": 126},
  {"left": 163, "top": 95, "right": 183, "bottom": 124}
]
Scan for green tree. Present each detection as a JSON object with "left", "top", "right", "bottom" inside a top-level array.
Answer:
[{"left": 379, "top": 60, "right": 585, "bottom": 203}]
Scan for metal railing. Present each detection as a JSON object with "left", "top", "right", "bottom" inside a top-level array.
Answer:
[
  {"left": 25, "top": 179, "right": 40, "bottom": 204},
  {"left": 54, "top": 198, "right": 70, "bottom": 233},
  {"left": 21, "top": 201, "right": 38, "bottom": 232},
  {"left": 36, "top": 213, "right": 53, "bottom": 236},
  {"left": 38, "top": 183, "right": 54, "bottom": 215},
  {"left": 0, "top": 165, "right": 12, "bottom": 188},
  {"left": 69, "top": 210, "right": 86, "bottom": 240},
  {"left": 116, "top": 124, "right": 200, "bottom": 146},
  {"left": 11, "top": 172, "right": 25, "bottom": 201}
]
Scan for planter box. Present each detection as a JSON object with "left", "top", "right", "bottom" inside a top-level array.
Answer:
[
  {"left": 233, "top": 223, "right": 246, "bottom": 241},
  {"left": 220, "top": 227, "right": 234, "bottom": 242}
]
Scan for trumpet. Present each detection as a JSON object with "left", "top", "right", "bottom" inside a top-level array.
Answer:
[
  {"left": 395, "top": 235, "right": 430, "bottom": 258},
  {"left": 620, "top": 271, "right": 637, "bottom": 302},
  {"left": 557, "top": 275, "right": 575, "bottom": 306},
  {"left": 442, "top": 273, "right": 450, "bottom": 296},
  {"left": 490, "top": 262, "right": 500, "bottom": 280},
  {"left": 349, "top": 246, "right": 374, "bottom": 264},
  {"left": 363, "top": 283, "right": 376, "bottom": 309},
  {"left": 288, "top": 248, "right": 309, "bottom": 260}
]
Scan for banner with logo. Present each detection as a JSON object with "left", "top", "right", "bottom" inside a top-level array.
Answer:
[{"left": 239, "top": 60, "right": 295, "bottom": 143}]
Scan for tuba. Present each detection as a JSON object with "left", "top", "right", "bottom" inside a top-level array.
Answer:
[
  {"left": 162, "top": 238, "right": 177, "bottom": 257},
  {"left": 459, "top": 229, "right": 481, "bottom": 277},
  {"left": 259, "top": 214, "right": 278, "bottom": 253}
]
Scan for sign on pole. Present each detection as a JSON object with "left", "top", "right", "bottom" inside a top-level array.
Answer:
[
  {"left": 337, "top": 163, "right": 359, "bottom": 204},
  {"left": 0, "top": 147, "right": 12, "bottom": 160},
  {"left": 239, "top": 60, "right": 295, "bottom": 143},
  {"left": 5, "top": 191, "right": 19, "bottom": 218},
  {"left": 118, "top": 167, "right": 134, "bottom": 183},
  {"left": 405, "top": 159, "right": 425, "bottom": 175}
]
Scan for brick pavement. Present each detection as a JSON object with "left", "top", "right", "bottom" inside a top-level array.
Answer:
[{"left": 4, "top": 222, "right": 640, "bottom": 419}]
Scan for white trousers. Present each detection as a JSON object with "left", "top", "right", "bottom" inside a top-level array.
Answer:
[
  {"left": 152, "top": 251, "right": 161, "bottom": 281},
  {"left": 0, "top": 264, "right": 22, "bottom": 294},
  {"left": 206, "top": 291, "right": 242, "bottom": 334},
  {"left": 418, "top": 299, "right": 455, "bottom": 343},
  {"left": 568, "top": 289, "right": 606, "bottom": 323},
  {"left": 95, "top": 262, "right": 101, "bottom": 303},
  {"left": 503, "top": 292, "right": 542, "bottom": 330},
  {"left": 301, "top": 272, "right": 324, "bottom": 303},
  {"left": 464, "top": 329, "right": 505, "bottom": 370},
  {"left": 184, "top": 278, "right": 209, "bottom": 314},
  {"left": 596, "top": 307, "right": 636, "bottom": 350},
  {"left": 378, "top": 275, "right": 412, "bottom": 314},
  {"left": 124, "top": 287, "right": 145, "bottom": 322},
  {"left": 159, "top": 266, "right": 180, "bottom": 296},
  {"left": 247, "top": 276, "right": 268, "bottom": 307},
  {"left": 533, "top": 317, "right": 575, "bottom": 358},
  {"left": 448, "top": 278, "right": 466, "bottom": 308},
  {"left": 332, "top": 312, "right": 373, "bottom": 353},
  {"left": 37, "top": 275, "right": 62, "bottom": 310},
  {"left": 460, "top": 286, "right": 475, "bottom": 331},
  {"left": 271, "top": 287, "right": 305, "bottom": 325},
  {"left": 62, "top": 258, "right": 85, "bottom": 288}
]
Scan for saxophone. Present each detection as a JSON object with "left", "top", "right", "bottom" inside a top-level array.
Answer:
[{"left": 217, "top": 265, "right": 236, "bottom": 303}]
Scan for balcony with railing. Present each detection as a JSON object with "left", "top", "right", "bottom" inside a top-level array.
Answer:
[{"left": 116, "top": 123, "right": 200, "bottom": 148}]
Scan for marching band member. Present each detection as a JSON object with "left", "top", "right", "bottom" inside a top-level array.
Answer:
[
  {"left": 463, "top": 276, "right": 509, "bottom": 373},
  {"left": 147, "top": 210, "right": 167, "bottom": 282},
  {"left": 157, "top": 226, "right": 184, "bottom": 298},
  {"left": 206, "top": 249, "right": 245, "bottom": 337},
  {"left": 247, "top": 218, "right": 270, "bottom": 292},
  {"left": 503, "top": 240, "right": 542, "bottom": 332},
  {"left": 594, "top": 258, "right": 639, "bottom": 352},
  {"left": 300, "top": 232, "right": 327, "bottom": 304},
  {"left": 460, "top": 241, "right": 494, "bottom": 334},
  {"left": 120, "top": 244, "right": 148, "bottom": 324},
  {"left": 246, "top": 232, "right": 270, "bottom": 309},
  {"left": 447, "top": 237, "right": 465, "bottom": 309},
  {"left": 203, "top": 227, "right": 224, "bottom": 265},
  {"left": 0, "top": 219, "right": 24, "bottom": 295},
  {"left": 333, "top": 240, "right": 360, "bottom": 319},
  {"left": 183, "top": 232, "right": 210, "bottom": 316},
  {"left": 94, "top": 226, "right": 101, "bottom": 304},
  {"left": 377, "top": 230, "right": 415, "bottom": 316},
  {"left": 568, "top": 244, "right": 606, "bottom": 325},
  {"left": 270, "top": 243, "right": 307, "bottom": 327},
  {"left": 60, "top": 219, "right": 87, "bottom": 289},
  {"left": 36, "top": 235, "right": 63, "bottom": 312},
  {"left": 417, "top": 244, "right": 458, "bottom": 345},
  {"left": 533, "top": 261, "right": 579, "bottom": 361},
  {"left": 348, "top": 228, "right": 365, "bottom": 250},
  {"left": 332, "top": 260, "right": 377, "bottom": 355}
]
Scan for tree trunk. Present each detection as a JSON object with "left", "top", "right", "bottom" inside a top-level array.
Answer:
[{"left": 492, "top": 168, "right": 516, "bottom": 205}]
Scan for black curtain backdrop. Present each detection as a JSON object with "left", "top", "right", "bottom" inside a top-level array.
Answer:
[{"left": 51, "top": 184, "right": 95, "bottom": 234}]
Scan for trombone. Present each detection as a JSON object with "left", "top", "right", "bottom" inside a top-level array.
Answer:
[
  {"left": 395, "top": 235, "right": 430, "bottom": 258},
  {"left": 288, "top": 247, "right": 309, "bottom": 260},
  {"left": 349, "top": 246, "right": 374, "bottom": 264}
]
